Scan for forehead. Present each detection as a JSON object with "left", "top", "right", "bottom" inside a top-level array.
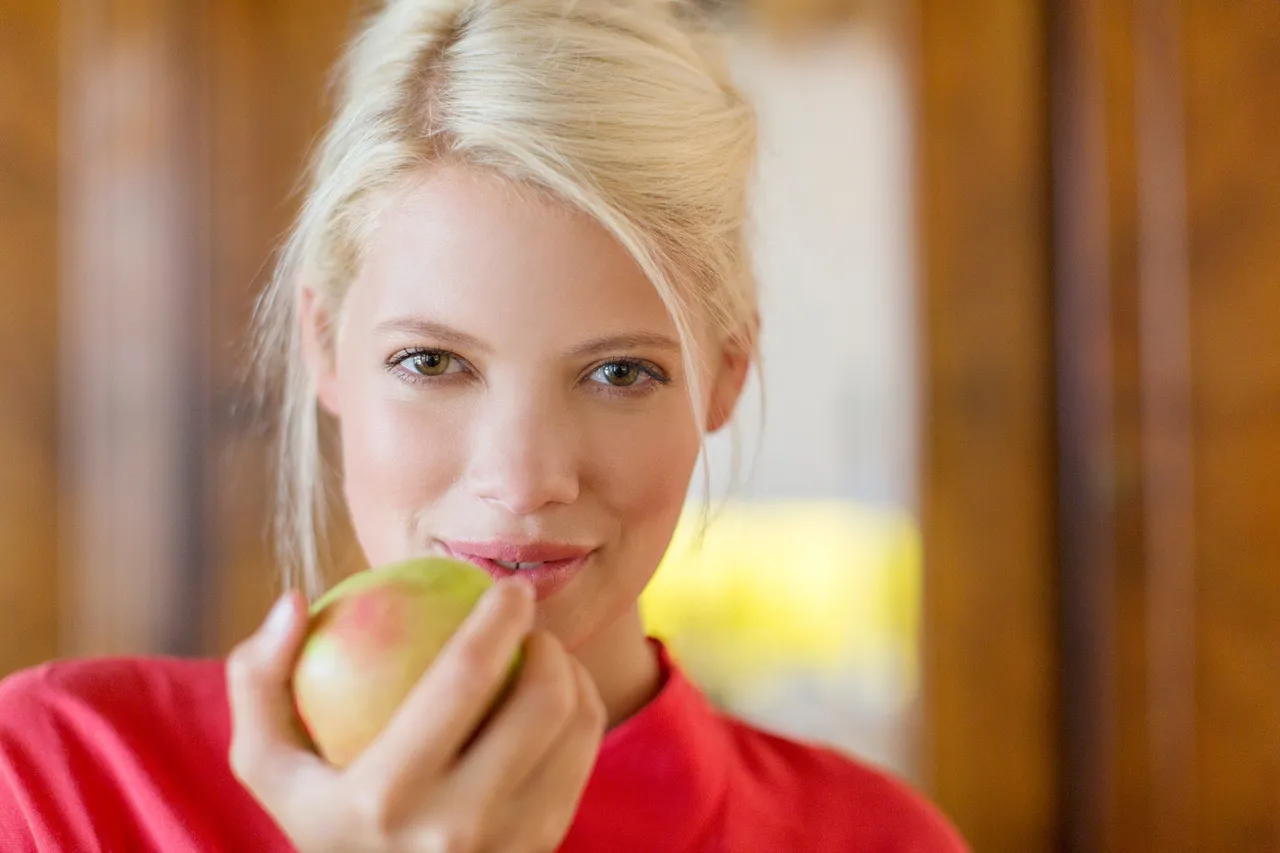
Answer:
[{"left": 348, "top": 164, "right": 676, "bottom": 344}]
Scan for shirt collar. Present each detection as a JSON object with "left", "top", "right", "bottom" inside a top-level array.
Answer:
[{"left": 561, "top": 639, "right": 730, "bottom": 851}]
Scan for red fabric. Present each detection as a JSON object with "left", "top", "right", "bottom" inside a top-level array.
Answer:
[{"left": 0, "top": 642, "right": 968, "bottom": 852}]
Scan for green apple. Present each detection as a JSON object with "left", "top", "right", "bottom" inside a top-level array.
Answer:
[{"left": 291, "top": 556, "right": 520, "bottom": 768}]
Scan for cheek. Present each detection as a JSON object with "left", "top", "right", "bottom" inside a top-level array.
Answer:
[
  {"left": 334, "top": 367, "right": 465, "bottom": 559},
  {"left": 588, "top": 403, "right": 702, "bottom": 552}
]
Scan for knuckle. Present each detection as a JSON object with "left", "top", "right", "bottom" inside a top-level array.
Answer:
[
  {"left": 225, "top": 645, "right": 262, "bottom": 692},
  {"left": 348, "top": 784, "right": 401, "bottom": 839},
  {"left": 226, "top": 725, "right": 266, "bottom": 789},
  {"left": 224, "top": 646, "right": 251, "bottom": 682},
  {"left": 574, "top": 668, "right": 607, "bottom": 731},
  {"left": 529, "top": 666, "right": 576, "bottom": 722},
  {"left": 589, "top": 688, "right": 608, "bottom": 727},
  {"left": 579, "top": 693, "right": 607, "bottom": 734},
  {"left": 227, "top": 740, "right": 259, "bottom": 788},
  {"left": 447, "top": 651, "right": 497, "bottom": 701},
  {"left": 419, "top": 820, "right": 480, "bottom": 853},
  {"left": 448, "top": 640, "right": 500, "bottom": 690}
]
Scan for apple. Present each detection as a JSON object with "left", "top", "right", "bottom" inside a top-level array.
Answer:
[{"left": 291, "top": 556, "right": 521, "bottom": 768}]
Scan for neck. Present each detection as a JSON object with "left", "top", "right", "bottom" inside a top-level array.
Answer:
[{"left": 570, "top": 606, "right": 662, "bottom": 729}]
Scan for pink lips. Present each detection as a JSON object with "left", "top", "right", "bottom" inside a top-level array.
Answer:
[{"left": 439, "top": 539, "right": 594, "bottom": 602}]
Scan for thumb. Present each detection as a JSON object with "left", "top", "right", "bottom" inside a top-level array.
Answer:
[{"left": 227, "top": 591, "right": 315, "bottom": 787}]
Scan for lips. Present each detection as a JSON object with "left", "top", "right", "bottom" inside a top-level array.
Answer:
[
  {"left": 440, "top": 540, "right": 592, "bottom": 563},
  {"left": 438, "top": 539, "right": 595, "bottom": 601}
]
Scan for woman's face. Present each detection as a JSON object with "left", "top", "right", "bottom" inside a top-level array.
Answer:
[{"left": 302, "top": 164, "right": 749, "bottom": 651}]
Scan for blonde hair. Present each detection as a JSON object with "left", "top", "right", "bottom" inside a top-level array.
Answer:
[{"left": 253, "top": 0, "right": 759, "bottom": 599}]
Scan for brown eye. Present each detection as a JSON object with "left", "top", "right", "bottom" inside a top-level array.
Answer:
[
  {"left": 408, "top": 351, "right": 452, "bottom": 376},
  {"left": 600, "top": 362, "right": 641, "bottom": 386}
]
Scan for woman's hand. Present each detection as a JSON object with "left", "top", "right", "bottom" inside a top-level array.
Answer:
[{"left": 226, "top": 578, "right": 606, "bottom": 853}]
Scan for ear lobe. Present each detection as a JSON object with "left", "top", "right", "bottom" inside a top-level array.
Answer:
[{"left": 299, "top": 287, "right": 341, "bottom": 418}]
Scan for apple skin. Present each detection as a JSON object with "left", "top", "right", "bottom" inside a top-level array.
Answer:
[{"left": 291, "top": 556, "right": 520, "bottom": 768}]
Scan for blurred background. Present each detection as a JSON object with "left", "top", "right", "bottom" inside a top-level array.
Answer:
[{"left": 1, "top": 0, "right": 1277, "bottom": 851}]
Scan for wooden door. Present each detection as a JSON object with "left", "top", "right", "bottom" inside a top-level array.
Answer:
[
  {"left": 0, "top": 0, "right": 60, "bottom": 678},
  {"left": 204, "top": 0, "right": 364, "bottom": 653},
  {"left": 920, "top": 0, "right": 1280, "bottom": 850}
]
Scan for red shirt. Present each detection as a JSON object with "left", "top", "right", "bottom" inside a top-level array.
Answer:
[{"left": 0, "top": 642, "right": 967, "bottom": 852}]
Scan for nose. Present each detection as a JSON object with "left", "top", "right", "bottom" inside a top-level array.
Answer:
[{"left": 464, "top": 391, "right": 581, "bottom": 515}]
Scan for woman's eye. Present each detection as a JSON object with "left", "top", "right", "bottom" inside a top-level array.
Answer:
[
  {"left": 589, "top": 360, "right": 667, "bottom": 390},
  {"left": 599, "top": 362, "right": 643, "bottom": 387},
  {"left": 394, "top": 349, "right": 459, "bottom": 377}
]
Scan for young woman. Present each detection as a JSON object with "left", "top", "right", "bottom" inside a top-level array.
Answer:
[{"left": 0, "top": 1, "right": 968, "bottom": 850}]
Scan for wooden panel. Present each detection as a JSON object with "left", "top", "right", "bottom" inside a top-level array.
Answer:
[
  {"left": 1049, "top": 0, "right": 1197, "bottom": 850},
  {"left": 60, "top": 0, "right": 213, "bottom": 657},
  {"left": 1131, "top": 0, "right": 1198, "bottom": 848},
  {"left": 1182, "top": 1, "right": 1280, "bottom": 850},
  {"left": 1051, "top": 0, "right": 1280, "bottom": 849},
  {"left": 0, "top": 0, "right": 60, "bottom": 677},
  {"left": 1050, "top": 1, "right": 1128, "bottom": 846},
  {"left": 915, "top": 1, "right": 1060, "bottom": 850},
  {"left": 207, "top": 0, "right": 364, "bottom": 654}
]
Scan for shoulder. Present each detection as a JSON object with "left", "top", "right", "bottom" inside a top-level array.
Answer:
[
  {"left": 0, "top": 656, "right": 230, "bottom": 759},
  {"left": 720, "top": 716, "right": 969, "bottom": 852},
  {"left": 0, "top": 655, "right": 227, "bottom": 719},
  {"left": 0, "top": 657, "right": 286, "bottom": 850}
]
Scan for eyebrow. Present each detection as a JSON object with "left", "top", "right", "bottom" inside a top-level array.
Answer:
[
  {"left": 373, "top": 317, "right": 492, "bottom": 354},
  {"left": 565, "top": 332, "right": 682, "bottom": 359},
  {"left": 374, "top": 317, "right": 681, "bottom": 360}
]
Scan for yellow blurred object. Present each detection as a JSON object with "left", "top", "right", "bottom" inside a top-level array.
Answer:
[{"left": 640, "top": 501, "right": 921, "bottom": 701}]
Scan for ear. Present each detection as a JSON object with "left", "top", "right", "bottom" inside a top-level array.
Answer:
[
  {"left": 705, "top": 319, "right": 757, "bottom": 434},
  {"left": 299, "top": 286, "right": 342, "bottom": 418}
]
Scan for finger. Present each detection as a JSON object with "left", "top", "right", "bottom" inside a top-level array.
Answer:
[
  {"left": 520, "top": 658, "right": 605, "bottom": 800},
  {"left": 452, "top": 630, "right": 578, "bottom": 802},
  {"left": 226, "top": 592, "right": 328, "bottom": 794},
  {"left": 351, "top": 577, "right": 536, "bottom": 781},
  {"left": 494, "top": 659, "right": 606, "bottom": 852}
]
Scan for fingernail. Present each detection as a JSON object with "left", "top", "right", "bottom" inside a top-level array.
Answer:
[{"left": 262, "top": 594, "right": 295, "bottom": 644}]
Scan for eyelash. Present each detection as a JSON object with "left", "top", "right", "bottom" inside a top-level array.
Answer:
[{"left": 384, "top": 348, "right": 673, "bottom": 398}]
